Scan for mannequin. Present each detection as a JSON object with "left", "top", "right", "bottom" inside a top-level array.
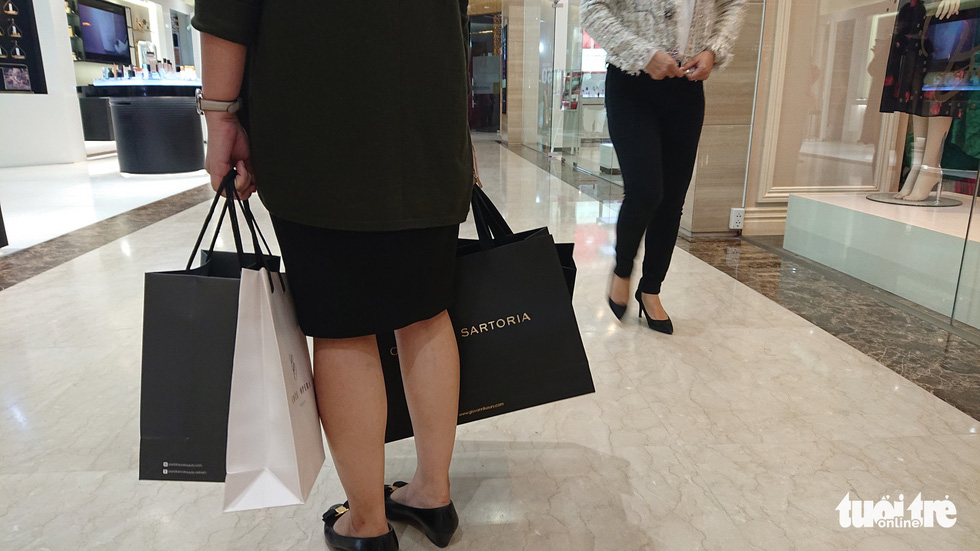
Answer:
[
  {"left": 897, "top": 115, "right": 952, "bottom": 200},
  {"left": 880, "top": 0, "right": 975, "bottom": 202}
]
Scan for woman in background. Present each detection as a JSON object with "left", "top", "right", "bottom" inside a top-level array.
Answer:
[{"left": 583, "top": 0, "right": 747, "bottom": 334}]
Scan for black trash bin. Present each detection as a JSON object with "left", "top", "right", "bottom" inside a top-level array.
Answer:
[{"left": 110, "top": 97, "right": 205, "bottom": 174}]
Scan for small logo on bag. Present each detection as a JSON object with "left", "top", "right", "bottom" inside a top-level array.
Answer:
[
  {"left": 291, "top": 381, "right": 312, "bottom": 405},
  {"left": 290, "top": 354, "right": 297, "bottom": 381},
  {"left": 459, "top": 313, "right": 531, "bottom": 338}
]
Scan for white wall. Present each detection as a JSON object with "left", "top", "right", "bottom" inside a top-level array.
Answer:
[
  {"left": 0, "top": 0, "right": 86, "bottom": 168},
  {"left": 132, "top": 0, "right": 198, "bottom": 68}
]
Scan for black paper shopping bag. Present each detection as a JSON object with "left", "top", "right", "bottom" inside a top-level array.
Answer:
[
  {"left": 382, "top": 186, "right": 593, "bottom": 442},
  {"left": 139, "top": 175, "right": 280, "bottom": 482}
]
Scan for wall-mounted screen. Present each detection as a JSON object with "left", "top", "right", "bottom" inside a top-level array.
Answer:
[{"left": 78, "top": 0, "right": 131, "bottom": 65}]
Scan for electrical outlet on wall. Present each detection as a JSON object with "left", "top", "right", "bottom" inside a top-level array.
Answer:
[{"left": 729, "top": 208, "right": 745, "bottom": 230}]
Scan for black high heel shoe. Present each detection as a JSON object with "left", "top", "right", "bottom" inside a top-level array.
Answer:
[
  {"left": 635, "top": 289, "right": 673, "bottom": 335},
  {"left": 323, "top": 504, "right": 399, "bottom": 551},
  {"left": 384, "top": 482, "right": 458, "bottom": 548},
  {"left": 608, "top": 297, "right": 628, "bottom": 320}
]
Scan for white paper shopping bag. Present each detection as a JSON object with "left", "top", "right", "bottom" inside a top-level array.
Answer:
[{"left": 223, "top": 268, "right": 325, "bottom": 512}]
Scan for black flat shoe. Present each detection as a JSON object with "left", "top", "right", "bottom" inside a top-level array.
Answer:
[
  {"left": 384, "top": 482, "right": 458, "bottom": 548},
  {"left": 635, "top": 289, "right": 673, "bottom": 335},
  {"left": 323, "top": 503, "right": 399, "bottom": 551},
  {"left": 607, "top": 296, "right": 628, "bottom": 320}
]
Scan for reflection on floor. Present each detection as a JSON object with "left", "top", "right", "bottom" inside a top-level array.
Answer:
[
  {"left": 506, "top": 143, "right": 624, "bottom": 208},
  {"left": 567, "top": 143, "right": 625, "bottom": 186},
  {"left": 0, "top": 184, "right": 212, "bottom": 291},
  {"left": 0, "top": 155, "right": 208, "bottom": 256},
  {"left": 1, "top": 141, "right": 978, "bottom": 550},
  {"left": 677, "top": 237, "right": 980, "bottom": 422}
]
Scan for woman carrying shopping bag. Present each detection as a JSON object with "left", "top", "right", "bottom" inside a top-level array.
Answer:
[{"left": 193, "top": 2, "right": 473, "bottom": 550}]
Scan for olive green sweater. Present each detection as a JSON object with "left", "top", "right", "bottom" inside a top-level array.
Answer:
[{"left": 193, "top": 0, "right": 473, "bottom": 231}]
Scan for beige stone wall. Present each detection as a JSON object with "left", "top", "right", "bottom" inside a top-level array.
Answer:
[
  {"left": 502, "top": 0, "right": 525, "bottom": 144},
  {"left": 681, "top": 0, "right": 766, "bottom": 238}
]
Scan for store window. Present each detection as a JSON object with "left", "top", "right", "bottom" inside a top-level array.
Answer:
[
  {"left": 749, "top": 0, "right": 980, "bottom": 334},
  {"left": 522, "top": 1, "right": 622, "bottom": 183},
  {"left": 470, "top": 13, "right": 503, "bottom": 133}
]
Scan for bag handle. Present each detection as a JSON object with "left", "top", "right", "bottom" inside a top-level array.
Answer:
[
  {"left": 186, "top": 182, "right": 226, "bottom": 271},
  {"left": 186, "top": 172, "right": 246, "bottom": 271},
  {"left": 237, "top": 190, "right": 286, "bottom": 293},
  {"left": 185, "top": 170, "right": 275, "bottom": 282},
  {"left": 470, "top": 184, "right": 514, "bottom": 249},
  {"left": 473, "top": 185, "right": 512, "bottom": 237},
  {"left": 221, "top": 177, "right": 249, "bottom": 272}
]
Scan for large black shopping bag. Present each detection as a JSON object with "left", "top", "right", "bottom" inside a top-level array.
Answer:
[
  {"left": 140, "top": 176, "right": 279, "bottom": 482},
  {"left": 382, "top": 186, "right": 594, "bottom": 442}
]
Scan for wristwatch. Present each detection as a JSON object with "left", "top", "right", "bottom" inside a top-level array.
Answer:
[{"left": 196, "top": 89, "right": 243, "bottom": 115}]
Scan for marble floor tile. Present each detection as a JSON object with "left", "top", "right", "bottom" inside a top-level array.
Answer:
[
  {"left": 1, "top": 140, "right": 978, "bottom": 550},
  {"left": 0, "top": 158, "right": 208, "bottom": 256},
  {"left": 678, "top": 238, "right": 980, "bottom": 422}
]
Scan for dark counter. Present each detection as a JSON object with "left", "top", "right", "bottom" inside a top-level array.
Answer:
[{"left": 109, "top": 97, "right": 205, "bottom": 174}]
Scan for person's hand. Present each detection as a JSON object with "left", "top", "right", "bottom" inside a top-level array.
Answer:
[
  {"left": 204, "top": 111, "right": 255, "bottom": 200},
  {"left": 681, "top": 50, "right": 716, "bottom": 81},
  {"left": 936, "top": 0, "right": 961, "bottom": 20},
  {"left": 643, "top": 51, "right": 685, "bottom": 80}
]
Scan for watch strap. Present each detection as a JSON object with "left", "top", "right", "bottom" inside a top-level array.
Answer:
[{"left": 196, "top": 90, "right": 242, "bottom": 114}]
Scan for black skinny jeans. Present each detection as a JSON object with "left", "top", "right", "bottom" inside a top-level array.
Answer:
[{"left": 606, "top": 65, "right": 705, "bottom": 295}]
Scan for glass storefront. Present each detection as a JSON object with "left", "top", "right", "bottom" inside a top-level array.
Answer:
[
  {"left": 522, "top": 0, "right": 621, "bottom": 182},
  {"left": 470, "top": 14, "right": 504, "bottom": 133},
  {"left": 749, "top": 0, "right": 980, "bottom": 334},
  {"left": 513, "top": 0, "right": 979, "bottom": 336}
]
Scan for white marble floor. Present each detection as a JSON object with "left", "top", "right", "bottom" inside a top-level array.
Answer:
[
  {"left": 1, "top": 141, "right": 978, "bottom": 550},
  {"left": 0, "top": 155, "right": 207, "bottom": 256}
]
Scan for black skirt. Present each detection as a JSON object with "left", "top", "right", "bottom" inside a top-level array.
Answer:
[{"left": 271, "top": 215, "right": 459, "bottom": 339}]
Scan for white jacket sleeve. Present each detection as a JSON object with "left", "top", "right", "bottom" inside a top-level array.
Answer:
[
  {"left": 707, "top": 0, "right": 748, "bottom": 69},
  {"left": 581, "top": 0, "right": 664, "bottom": 74}
]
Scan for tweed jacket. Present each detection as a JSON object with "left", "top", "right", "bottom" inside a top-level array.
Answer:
[{"left": 581, "top": 0, "right": 747, "bottom": 74}]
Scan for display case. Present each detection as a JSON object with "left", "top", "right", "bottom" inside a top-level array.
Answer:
[
  {"left": 0, "top": 0, "right": 47, "bottom": 94},
  {"left": 65, "top": 0, "right": 84, "bottom": 61}
]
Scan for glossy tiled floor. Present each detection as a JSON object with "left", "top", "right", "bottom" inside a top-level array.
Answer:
[
  {"left": 1, "top": 141, "right": 978, "bottom": 550},
  {"left": 0, "top": 156, "right": 207, "bottom": 256}
]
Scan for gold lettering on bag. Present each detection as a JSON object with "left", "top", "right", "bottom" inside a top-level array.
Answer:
[
  {"left": 458, "top": 313, "right": 531, "bottom": 338},
  {"left": 459, "top": 403, "right": 505, "bottom": 417}
]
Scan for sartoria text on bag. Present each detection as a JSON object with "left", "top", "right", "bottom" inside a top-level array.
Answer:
[{"left": 459, "top": 313, "right": 531, "bottom": 338}]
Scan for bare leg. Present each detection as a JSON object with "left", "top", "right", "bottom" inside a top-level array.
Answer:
[
  {"left": 896, "top": 116, "right": 928, "bottom": 198},
  {"left": 313, "top": 336, "right": 390, "bottom": 538},
  {"left": 610, "top": 275, "right": 630, "bottom": 306},
  {"left": 639, "top": 292, "right": 670, "bottom": 321},
  {"left": 390, "top": 310, "right": 459, "bottom": 508},
  {"left": 905, "top": 116, "right": 952, "bottom": 201}
]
